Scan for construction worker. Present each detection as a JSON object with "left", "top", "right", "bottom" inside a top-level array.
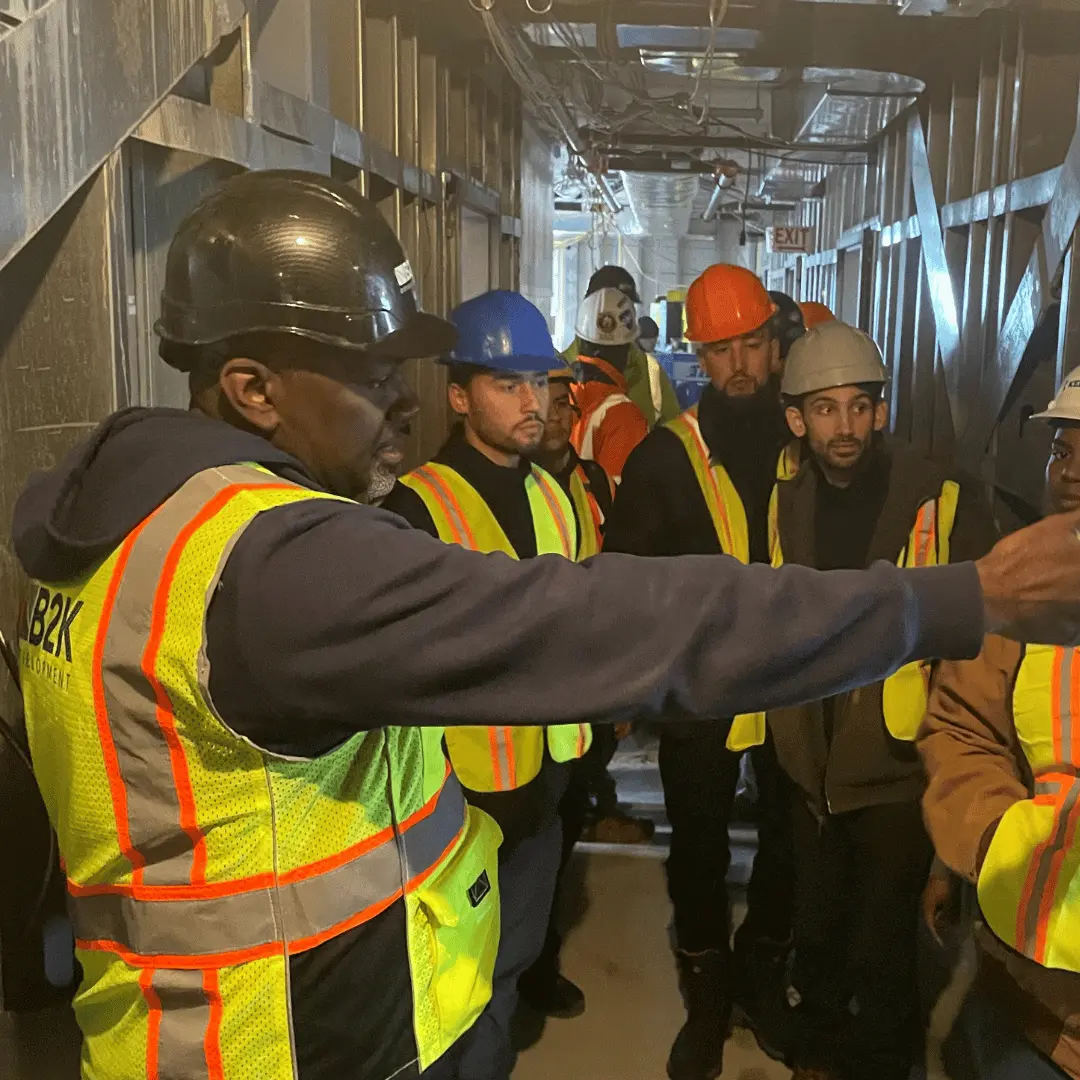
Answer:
[
  {"left": 562, "top": 265, "right": 680, "bottom": 428},
  {"left": 381, "top": 291, "right": 592, "bottom": 1079},
  {"left": 570, "top": 287, "right": 651, "bottom": 483},
  {"left": 518, "top": 365, "right": 652, "bottom": 1021},
  {"left": 800, "top": 300, "right": 837, "bottom": 330},
  {"left": 638, "top": 314, "right": 661, "bottom": 355},
  {"left": 766, "top": 322, "right": 998, "bottom": 1080},
  {"left": 604, "top": 263, "right": 803, "bottom": 1079},
  {"left": 919, "top": 367, "right": 1080, "bottom": 1080},
  {"left": 15, "top": 170, "right": 1080, "bottom": 1080}
]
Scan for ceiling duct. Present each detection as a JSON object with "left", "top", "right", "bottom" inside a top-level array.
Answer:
[{"left": 620, "top": 172, "right": 700, "bottom": 237}]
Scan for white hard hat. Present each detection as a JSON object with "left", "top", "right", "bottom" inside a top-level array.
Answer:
[
  {"left": 781, "top": 321, "right": 888, "bottom": 398},
  {"left": 576, "top": 287, "right": 640, "bottom": 347},
  {"left": 1032, "top": 366, "right": 1080, "bottom": 424}
]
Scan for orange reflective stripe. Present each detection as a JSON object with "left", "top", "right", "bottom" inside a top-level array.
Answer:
[
  {"left": 411, "top": 466, "right": 477, "bottom": 548},
  {"left": 533, "top": 471, "right": 573, "bottom": 557},
  {"left": 1034, "top": 779, "right": 1080, "bottom": 963},
  {"left": 140, "top": 967, "right": 162, "bottom": 1080},
  {"left": 916, "top": 500, "right": 937, "bottom": 565},
  {"left": 76, "top": 936, "right": 284, "bottom": 971},
  {"left": 92, "top": 518, "right": 156, "bottom": 882},
  {"left": 203, "top": 969, "right": 225, "bottom": 1080}
]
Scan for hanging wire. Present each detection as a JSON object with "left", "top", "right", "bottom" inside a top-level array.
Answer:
[{"left": 526, "top": 0, "right": 554, "bottom": 12}]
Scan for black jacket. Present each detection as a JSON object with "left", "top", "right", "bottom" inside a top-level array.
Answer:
[
  {"left": 604, "top": 384, "right": 791, "bottom": 563},
  {"left": 767, "top": 438, "right": 1000, "bottom": 815},
  {"left": 13, "top": 407, "right": 987, "bottom": 1080}
]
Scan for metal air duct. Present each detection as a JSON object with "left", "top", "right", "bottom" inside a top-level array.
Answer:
[{"left": 619, "top": 171, "right": 700, "bottom": 237}]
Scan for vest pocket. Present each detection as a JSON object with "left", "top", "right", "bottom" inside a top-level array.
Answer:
[
  {"left": 881, "top": 661, "right": 931, "bottom": 741},
  {"left": 407, "top": 806, "right": 503, "bottom": 1066}
]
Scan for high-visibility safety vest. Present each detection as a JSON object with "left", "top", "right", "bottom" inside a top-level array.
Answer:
[
  {"left": 397, "top": 462, "right": 592, "bottom": 792},
  {"left": 667, "top": 405, "right": 802, "bottom": 752},
  {"left": 978, "top": 644, "right": 1080, "bottom": 973},
  {"left": 767, "top": 474, "right": 961, "bottom": 744},
  {"left": 569, "top": 464, "right": 606, "bottom": 560},
  {"left": 20, "top": 464, "right": 501, "bottom": 1078}
]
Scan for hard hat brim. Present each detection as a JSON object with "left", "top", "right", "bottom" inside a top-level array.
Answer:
[
  {"left": 1031, "top": 405, "right": 1080, "bottom": 424},
  {"left": 687, "top": 308, "right": 776, "bottom": 345},
  {"left": 365, "top": 312, "right": 459, "bottom": 359},
  {"left": 439, "top": 353, "right": 557, "bottom": 373}
]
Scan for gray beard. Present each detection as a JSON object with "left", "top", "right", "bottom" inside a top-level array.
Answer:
[{"left": 365, "top": 463, "right": 398, "bottom": 505}]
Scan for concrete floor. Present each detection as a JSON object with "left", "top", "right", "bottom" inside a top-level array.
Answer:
[{"left": 513, "top": 847, "right": 791, "bottom": 1080}]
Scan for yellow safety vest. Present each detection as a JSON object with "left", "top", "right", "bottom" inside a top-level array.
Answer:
[
  {"left": 978, "top": 644, "right": 1080, "bottom": 972},
  {"left": 666, "top": 406, "right": 802, "bottom": 751},
  {"left": 397, "top": 462, "right": 592, "bottom": 792},
  {"left": 21, "top": 464, "right": 501, "bottom": 1078},
  {"left": 768, "top": 476, "right": 961, "bottom": 742},
  {"left": 569, "top": 464, "right": 606, "bottom": 560}
]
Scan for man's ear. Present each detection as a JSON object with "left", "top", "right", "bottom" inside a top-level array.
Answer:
[
  {"left": 874, "top": 399, "right": 889, "bottom": 431},
  {"left": 447, "top": 382, "right": 470, "bottom": 418},
  {"left": 769, "top": 337, "right": 782, "bottom": 375},
  {"left": 785, "top": 405, "right": 807, "bottom": 438},
  {"left": 218, "top": 358, "right": 282, "bottom": 433}
]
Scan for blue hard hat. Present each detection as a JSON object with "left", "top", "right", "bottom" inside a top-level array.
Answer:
[{"left": 446, "top": 290, "right": 557, "bottom": 373}]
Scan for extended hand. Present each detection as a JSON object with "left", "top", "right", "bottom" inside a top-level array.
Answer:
[{"left": 978, "top": 510, "right": 1080, "bottom": 643}]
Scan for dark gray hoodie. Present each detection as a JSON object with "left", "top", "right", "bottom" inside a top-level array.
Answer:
[{"left": 12, "top": 406, "right": 987, "bottom": 1080}]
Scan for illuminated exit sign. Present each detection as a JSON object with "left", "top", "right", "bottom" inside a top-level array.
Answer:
[{"left": 767, "top": 226, "right": 816, "bottom": 254}]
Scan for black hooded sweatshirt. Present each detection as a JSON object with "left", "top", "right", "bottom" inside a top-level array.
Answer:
[{"left": 13, "top": 407, "right": 986, "bottom": 1080}]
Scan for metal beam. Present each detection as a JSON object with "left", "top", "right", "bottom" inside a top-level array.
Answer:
[
  {"left": 583, "top": 130, "right": 872, "bottom": 155},
  {"left": 0, "top": 0, "right": 252, "bottom": 275},
  {"left": 971, "top": 112, "right": 1080, "bottom": 459}
]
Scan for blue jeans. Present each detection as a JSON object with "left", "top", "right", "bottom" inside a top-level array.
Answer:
[{"left": 960, "top": 991, "right": 1071, "bottom": 1080}]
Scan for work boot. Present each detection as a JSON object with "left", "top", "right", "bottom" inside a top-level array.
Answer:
[
  {"left": 731, "top": 936, "right": 795, "bottom": 1062},
  {"left": 518, "top": 970, "right": 586, "bottom": 1019},
  {"left": 666, "top": 950, "right": 730, "bottom": 1080},
  {"left": 581, "top": 813, "right": 655, "bottom": 844}
]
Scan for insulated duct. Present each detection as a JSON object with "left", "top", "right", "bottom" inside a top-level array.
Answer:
[{"left": 620, "top": 172, "right": 700, "bottom": 237}]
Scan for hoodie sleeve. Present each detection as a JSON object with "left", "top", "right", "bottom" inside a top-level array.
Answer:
[{"left": 205, "top": 497, "right": 987, "bottom": 757}]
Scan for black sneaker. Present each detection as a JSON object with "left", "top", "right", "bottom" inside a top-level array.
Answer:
[{"left": 518, "top": 973, "right": 586, "bottom": 1020}]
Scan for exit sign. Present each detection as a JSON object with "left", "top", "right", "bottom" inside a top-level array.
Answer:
[{"left": 767, "top": 226, "right": 816, "bottom": 254}]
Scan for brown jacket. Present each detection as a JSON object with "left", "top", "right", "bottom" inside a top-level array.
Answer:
[
  {"left": 767, "top": 439, "right": 997, "bottom": 814},
  {"left": 921, "top": 636, "right": 1080, "bottom": 1077}
]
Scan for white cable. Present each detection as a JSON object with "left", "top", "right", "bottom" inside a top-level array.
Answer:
[{"left": 526, "top": 0, "right": 554, "bottom": 12}]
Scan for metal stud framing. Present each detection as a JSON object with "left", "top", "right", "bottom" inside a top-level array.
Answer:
[
  {"left": 765, "top": 12, "right": 1080, "bottom": 523},
  {"left": 0, "top": 0, "right": 525, "bottom": 1008}
]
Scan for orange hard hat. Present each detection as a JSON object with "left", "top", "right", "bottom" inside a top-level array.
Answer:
[
  {"left": 686, "top": 264, "right": 776, "bottom": 344},
  {"left": 799, "top": 301, "right": 836, "bottom": 330}
]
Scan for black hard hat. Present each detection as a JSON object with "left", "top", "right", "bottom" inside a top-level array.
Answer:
[
  {"left": 587, "top": 265, "right": 641, "bottom": 305},
  {"left": 155, "top": 170, "right": 456, "bottom": 364},
  {"left": 769, "top": 290, "right": 805, "bottom": 358},
  {"left": 638, "top": 315, "right": 660, "bottom": 339}
]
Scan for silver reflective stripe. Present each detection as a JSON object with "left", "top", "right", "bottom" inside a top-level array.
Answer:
[
  {"left": 72, "top": 886, "right": 278, "bottom": 956},
  {"left": 1024, "top": 775, "right": 1080, "bottom": 957},
  {"left": 152, "top": 969, "right": 212, "bottom": 1080},
  {"left": 102, "top": 465, "right": 303, "bottom": 885},
  {"left": 70, "top": 772, "right": 467, "bottom": 957},
  {"left": 1060, "top": 649, "right": 1074, "bottom": 764}
]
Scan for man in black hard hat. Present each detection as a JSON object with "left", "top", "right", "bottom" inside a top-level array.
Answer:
[
  {"left": 17, "top": 169, "right": 1080, "bottom": 1080},
  {"left": 562, "top": 265, "right": 681, "bottom": 428},
  {"left": 769, "top": 290, "right": 806, "bottom": 361}
]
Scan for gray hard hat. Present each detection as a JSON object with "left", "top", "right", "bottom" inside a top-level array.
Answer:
[
  {"left": 155, "top": 169, "right": 456, "bottom": 367},
  {"left": 1032, "top": 366, "right": 1080, "bottom": 424},
  {"left": 780, "top": 321, "right": 888, "bottom": 398}
]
